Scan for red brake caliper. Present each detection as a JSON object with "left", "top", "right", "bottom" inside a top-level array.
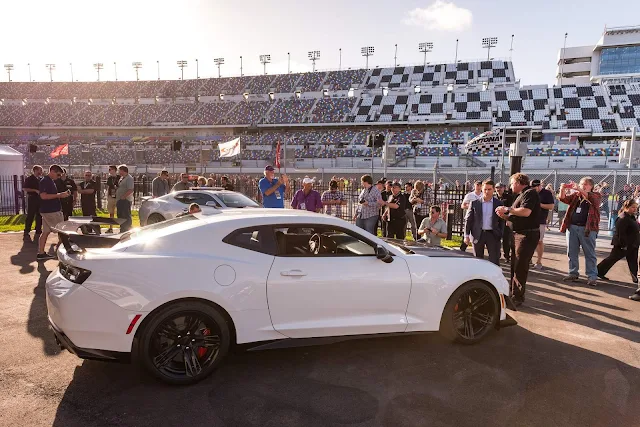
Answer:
[{"left": 197, "top": 328, "right": 210, "bottom": 358}]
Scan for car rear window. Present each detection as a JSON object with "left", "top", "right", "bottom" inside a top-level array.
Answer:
[{"left": 119, "top": 215, "right": 200, "bottom": 243}]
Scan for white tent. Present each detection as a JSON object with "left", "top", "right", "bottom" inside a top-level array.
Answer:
[
  {"left": 0, "top": 145, "right": 24, "bottom": 176},
  {"left": 0, "top": 145, "right": 24, "bottom": 210}
]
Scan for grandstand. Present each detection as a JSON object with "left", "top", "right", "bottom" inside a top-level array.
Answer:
[{"left": 1, "top": 56, "right": 639, "bottom": 173}]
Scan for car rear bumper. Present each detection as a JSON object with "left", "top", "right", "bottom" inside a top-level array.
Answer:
[{"left": 49, "top": 318, "right": 130, "bottom": 363}]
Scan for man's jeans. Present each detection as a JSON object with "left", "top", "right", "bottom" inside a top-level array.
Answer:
[
  {"left": 566, "top": 224, "right": 598, "bottom": 280},
  {"left": 356, "top": 215, "right": 379, "bottom": 235},
  {"left": 116, "top": 199, "right": 132, "bottom": 233}
]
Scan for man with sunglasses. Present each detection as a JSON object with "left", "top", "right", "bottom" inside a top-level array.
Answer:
[
  {"left": 418, "top": 206, "right": 448, "bottom": 246},
  {"left": 77, "top": 171, "right": 97, "bottom": 217},
  {"left": 37, "top": 164, "right": 71, "bottom": 261}
]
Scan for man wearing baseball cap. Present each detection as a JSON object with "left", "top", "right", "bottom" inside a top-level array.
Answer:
[
  {"left": 259, "top": 165, "right": 289, "bottom": 208},
  {"left": 291, "top": 177, "right": 323, "bottom": 213},
  {"left": 531, "top": 179, "right": 555, "bottom": 270}
]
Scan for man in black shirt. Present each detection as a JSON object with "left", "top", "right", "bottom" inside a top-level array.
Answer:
[
  {"left": 378, "top": 179, "right": 390, "bottom": 237},
  {"left": 221, "top": 175, "right": 234, "bottom": 191},
  {"left": 55, "top": 168, "right": 77, "bottom": 220},
  {"left": 496, "top": 173, "right": 540, "bottom": 306},
  {"left": 105, "top": 165, "right": 119, "bottom": 233},
  {"left": 23, "top": 165, "right": 44, "bottom": 239},
  {"left": 77, "top": 171, "right": 97, "bottom": 216},
  {"left": 385, "top": 182, "right": 408, "bottom": 239},
  {"left": 496, "top": 182, "right": 513, "bottom": 261}
]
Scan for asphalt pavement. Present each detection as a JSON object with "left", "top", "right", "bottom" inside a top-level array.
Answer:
[{"left": 0, "top": 230, "right": 639, "bottom": 427}]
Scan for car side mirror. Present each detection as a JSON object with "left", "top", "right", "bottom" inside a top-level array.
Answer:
[
  {"left": 205, "top": 201, "right": 220, "bottom": 208},
  {"left": 375, "top": 245, "right": 394, "bottom": 263}
]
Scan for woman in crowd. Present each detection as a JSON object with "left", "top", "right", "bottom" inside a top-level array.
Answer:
[
  {"left": 197, "top": 176, "right": 207, "bottom": 187},
  {"left": 409, "top": 180, "right": 429, "bottom": 231},
  {"left": 597, "top": 199, "right": 639, "bottom": 286}
]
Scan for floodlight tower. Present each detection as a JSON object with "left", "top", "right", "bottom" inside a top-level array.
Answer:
[
  {"left": 361, "top": 46, "right": 374, "bottom": 70},
  {"left": 45, "top": 64, "right": 56, "bottom": 82},
  {"left": 418, "top": 42, "right": 434, "bottom": 67},
  {"left": 214, "top": 58, "right": 225, "bottom": 78},
  {"left": 132, "top": 62, "right": 142, "bottom": 81},
  {"left": 4, "top": 64, "right": 14, "bottom": 82},
  {"left": 93, "top": 63, "right": 104, "bottom": 81},
  {"left": 482, "top": 37, "right": 498, "bottom": 61},
  {"left": 177, "top": 60, "right": 188, "bottom": 80},
  {"left": 259, "top": 54, "right": 271, "bottom": 75},
  {"left": 308, "top": 51, "right": 320, "bottom": 72}
]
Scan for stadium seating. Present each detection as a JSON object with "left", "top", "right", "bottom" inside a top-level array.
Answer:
[
  {"left": 267, "top": 99, "right": 315, "bottom": 123},
  {"left": 310, "top": 97, "right": 355, "bottom": 123}
]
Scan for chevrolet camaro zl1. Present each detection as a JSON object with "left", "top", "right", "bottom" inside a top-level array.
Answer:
[{"left": 47, "top": 209, "right": 516, "bottom": 385}]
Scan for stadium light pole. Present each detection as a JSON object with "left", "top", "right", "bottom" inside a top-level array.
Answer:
[
  {"left": 259, "top": 54, "right": 271, "bottom": 75},
  {"left": 560, "top": 33, "right": 568, "bottom": 87},
  {"left": 418, "top": 42, "right": 433, "bottom": 67},
  {"left": 195, "top": 59, "right": 199, "bottom": 79},
  {"left": 114, "top": 61, "right": 117, "bottom": 81},
  {"left": 27, "top": 63, "right": 31, "bottom": 82},
  {"left": 93, "top": 63, "right": 104, "bottom": 81},
  {"left": 361, "top": 46, "right": 374, "bottom": 70},
  {"left": 394, "top": 44, "right": 398, "bottom": 67},
  {"left": 454, "top": 39, "right": 459, "bottom": 64},
  {"left": 308, "top": 51, "right": 320, "bottom": 73},
  {"left": 287, "top": 52, "right": 290, "bottom": 74},
  {"left": 240, "top": 56, "right": 243, "bottom": 77},
  {"left": 132, "top": 62, "right": 142, "bottom": 81},
  {"left": 509, "top": 34, "right": 515, "bottom": 61},
  {"left": 482, "top": 37, "right": 498, "bottom": 61},
  {"left": 214, "top": 58, "right": 224, "bottom": 78},
  {"left": 339, "top": 48, "right": 342, "bottom": 71},
  {"left": 70, "top": 63, "right": 74, "bottom": 82},
  {"left": 177, "top": 60, "right": 188, "bottom": 80},
  {"left": 4, "top": 64, "right": 13, "bottom": 82},
  {"left": 45, "top": 64, "right": 56, "bottom": 82}
]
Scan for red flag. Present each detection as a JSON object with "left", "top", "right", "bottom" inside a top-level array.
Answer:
[
  {"left": 275, "top": 141, "right": 281, "bottom": 169},
  {"left": 50, "top": 143, "right": 69, "bottom": 158}
]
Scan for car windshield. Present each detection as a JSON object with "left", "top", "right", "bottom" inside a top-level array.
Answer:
[
  {"left": 119, "top": 215, "right": 200, "bottom": 243},
  {"left": 385, "top": 241, "right": 415, "bottom": 255},
  {"left": 217, "top": 193, "right": 259, "bottom": 208}
]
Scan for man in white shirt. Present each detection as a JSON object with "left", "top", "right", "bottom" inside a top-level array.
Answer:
[{"left": 460, "top": 180, "right": 483, "bottom": 251}]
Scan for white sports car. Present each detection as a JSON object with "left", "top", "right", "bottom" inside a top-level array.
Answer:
[
  {"left": 46, "top": 209, "right": 516, "bottom": 385},
  {"left": 138, "top": 188, "right": 259, "bottom": 226}
]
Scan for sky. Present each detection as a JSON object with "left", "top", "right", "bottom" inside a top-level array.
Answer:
[{"left": 2, "top": 0, "right": 640, "bottom": 86}]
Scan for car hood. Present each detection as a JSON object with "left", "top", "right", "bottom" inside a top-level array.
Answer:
[{"left": 382, "top": 238, "right": 474, "bottom": 258}]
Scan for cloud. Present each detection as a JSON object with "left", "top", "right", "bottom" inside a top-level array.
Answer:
[{"left": 404, "top": 1, "right": 472, "bottom": 32}]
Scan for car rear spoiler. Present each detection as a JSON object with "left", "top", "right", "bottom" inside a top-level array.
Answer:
[{"left": 52, "top": 217, "right": 126, "bottom": 253}]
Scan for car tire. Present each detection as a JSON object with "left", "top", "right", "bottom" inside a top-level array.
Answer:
[
  {"left": 439, "top": 281, "right": 499, "bottom": 345},
  {"left": 147, "top": 213, "right": 165, "bottom": 225},
  {"left": 136, "top": 301, "right": 231, "bottom": 385}
]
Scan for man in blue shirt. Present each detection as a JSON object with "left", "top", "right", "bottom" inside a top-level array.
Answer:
[
  {"left": 37, "top": 164, "right": 71, "bottom": 261},
  {"left": 259, "top": 165, "right": 289, "bottom": 208}
]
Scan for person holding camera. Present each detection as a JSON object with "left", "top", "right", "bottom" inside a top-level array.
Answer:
[
  {"left": 384, "top": 182, "right": 408, "bottom": 239},
  {"left": 355, "top": 175, "right": 385, "bottom": 235},
  {"left": 410, "top": 181, "right": 430, "bottom": 236},
  {"left": 559, "top": 177, "right": 602, "bottom": 286}
]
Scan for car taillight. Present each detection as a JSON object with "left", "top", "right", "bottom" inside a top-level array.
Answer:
[{"left": 59, "top": 262, "right": 91, "bottom": 284}]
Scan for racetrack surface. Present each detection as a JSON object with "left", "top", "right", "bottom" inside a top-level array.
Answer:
[{"left": 1, "top": 231, "right": 639, "bottom": 427}]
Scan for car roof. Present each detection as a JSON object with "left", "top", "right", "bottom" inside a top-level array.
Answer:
[
  {"left": 171, "top": 189, "right": 237, "bottom": 195},
  {"left": 200, "top": 209, "right": 346, "bottom": 226}
]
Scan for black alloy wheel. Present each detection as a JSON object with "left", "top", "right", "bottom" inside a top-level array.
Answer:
[
  {"left": 440, "top": 281, "right": 499, "bottom": 344},
  {"left": 138, "top": 302, "right": 230, "bottom": 385}
]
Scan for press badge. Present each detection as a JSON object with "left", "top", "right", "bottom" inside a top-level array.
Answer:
[
  {"left": 576, "top": 207, "right": 581, "bottom": 213},
  {"left": 300, "top": 202, "right": 306, "bottom": 210},
  {"left": 275, "top": 191, "right": 282, "bottom": 199}
]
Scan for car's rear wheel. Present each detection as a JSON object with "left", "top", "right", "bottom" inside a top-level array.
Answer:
[
  {"left": 440, "top": 281, "right": 499, "bottom": 344},
  {"left": 137, "top": 301, "right": 230, "bottom": 385},
  {"left": 146, "top": 213, "right": 165, "bottom": 225}
]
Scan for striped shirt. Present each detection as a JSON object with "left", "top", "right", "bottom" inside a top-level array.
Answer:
[
  {"left": 321, "top": 189, "right": 345, "bottom": 217},
  {"left": 357, "top": 186, "right": 382, "bottom": 219}
]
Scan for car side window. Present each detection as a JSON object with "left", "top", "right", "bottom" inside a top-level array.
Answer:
[
  {"left": 222, "top": 226, "right": 277, "bottom": 255},
  {"left": 273, "top": 225, "right": 376, "bottom": 257},
  {"left": 174, "top": 194, "right": 192, "bottom": 204}
]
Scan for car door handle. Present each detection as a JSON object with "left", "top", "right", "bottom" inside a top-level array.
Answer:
[{"left": 280, "top": 269, "right": 307, "bottom": 277}]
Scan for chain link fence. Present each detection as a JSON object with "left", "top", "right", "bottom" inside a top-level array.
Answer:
[{"left": 4, "top": 168, "right": 640, "bottom": 232}]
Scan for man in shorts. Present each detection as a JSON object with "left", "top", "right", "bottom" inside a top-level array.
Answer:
[
  {"left": 37, "top": 164, "right": 71, "bottom": 261},
  {"left": 105, "top": 165, "right": 119, "bottom": 233}
]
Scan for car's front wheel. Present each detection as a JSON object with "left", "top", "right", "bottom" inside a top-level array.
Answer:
[
  {"left": 440, "top": 281, "right": 499, "bottom": 344},
  {"left": 137, "top": 301, "right": 230, "bottom": 385},
  {"left": 146, "top": 213, "right": 165, "bottom": 225}
]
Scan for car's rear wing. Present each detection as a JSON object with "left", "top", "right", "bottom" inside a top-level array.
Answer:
[{"left": 52, "top": 217, "right": 126, "bottom": 253}]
